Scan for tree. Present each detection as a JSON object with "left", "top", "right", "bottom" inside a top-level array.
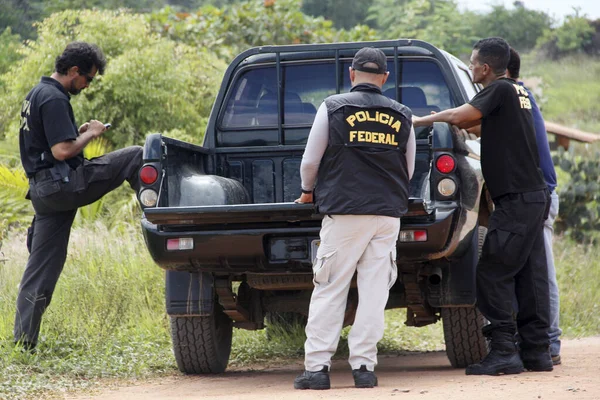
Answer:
[
  {"left": 0, "top": 28, "right": 23, "bottom": 76},
  {"left": 302, "top": 0, "right": 374, "bottom": 29},
  {"left": 536, "top": 11, "right": 595, "bottom": 59},
  {"left": 473, "top": 3, "right": 552, "bottom": 52},
  {"left": 149, "top": 0, "right": 378, "bottom": 60},
  {"left": 0, "top": 9, "right": 226, "bottom": 148},
  {"left": 0, "top": 0, "right": 46, "bottom": 40},
  {"left": 368, "top": 0, "right": 478, "bottom": 57}
]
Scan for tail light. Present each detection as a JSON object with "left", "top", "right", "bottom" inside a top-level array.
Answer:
[
  {"left": 437, "top": 178, "right": 457, "bottom": 197},
  {"left": 140, "top": 165, "right": 158, "bottom": 185},
  {"left": 436, "top": 155, "right": 455, "bottom": 174},
  {"left": 140, "top": 189, "right": 158, "bottom": 207},
  {"left": 399, "top": 230, "right": 428, "bottom": 242},
  {"left": 167, "top": 238, "right": 194, "bottom": 251}
]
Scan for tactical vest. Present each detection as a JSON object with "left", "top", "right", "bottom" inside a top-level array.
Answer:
[{"left": 315, "top": 83, "right": 412, "bottom": 217}]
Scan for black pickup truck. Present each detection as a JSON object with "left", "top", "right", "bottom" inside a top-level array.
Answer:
[{"left": 138, "top": 39, "right": 492, "bottom": 374}]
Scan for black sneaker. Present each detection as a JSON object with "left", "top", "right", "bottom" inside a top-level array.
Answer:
[
  {"left": 352, "top": 365, "right": 378, "bottom": 388},
  {"left": 294, "top": 366, "right": 330, "bottom": 390},
  {"left": 551, "top": 354, "right": 561, "bottom": 365},
  {"left": 466, "top": 350, "right": 524, "bottom": 376},
  {"left": 521, "top": 348, "right": 553, "bottom": 372}
]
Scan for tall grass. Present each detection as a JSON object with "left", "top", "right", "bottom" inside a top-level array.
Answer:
[
  {"left": 1, "top": 222, "right": 599, "bottom": 399},
  {"left": 522, "top": 55, "right": 600, "bottom": 133},
  {"left": 554, "top": 235, "right": 600, "bottom": 336},
  {"left": 0, "top": 223, "right": 174, "bottom": 399}
]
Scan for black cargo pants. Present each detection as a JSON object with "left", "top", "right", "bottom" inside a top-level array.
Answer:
[
  {"left": 476, "top": 188, "right": 550, "bottom": 352},
  {"left": 14, "top": 146, "right": 143, "bottom": 347}
]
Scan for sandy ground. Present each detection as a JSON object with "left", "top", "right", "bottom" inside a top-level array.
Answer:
[{"left": 71, "top": 336, "right": 600, "bottom": 400}]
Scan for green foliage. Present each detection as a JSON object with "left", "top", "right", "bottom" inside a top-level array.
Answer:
[
  {"left": 0, "top": 0, "right": 176, "bottom": 40},
  {"left": 0, "top": 9, "right": 225, "bottom": 148},
  {"left": 149, "top": 0, "right": 378, "bottom": 61},
  {"left": 521, "top": 54, "right": 600, "bottom": 132},
  {"left": 554, "top": 236, "right": 600, "bottom": 336},
  {"left": 472, "top": 4, "right": 552, "bottom": 52},
  {"left": 302, "top": 0, "right": 374, "bottom": 29},
  {"left": 0, "top": 0, "right": 46, "bottom": 40},
  {"left": 0, "top": 164, "right": 31, "bottom": 244},
  {"left": 0, "top": 224, "right": 175, "bottom": 399},
  {"left": 554, "top": 148, "right": 600, "bottom": 243},
  {"left": 0, "top": 28, "right": 23, "bottom": 77},
  {"left": 368, "top": 0, "right": 478, "bottom": 57},
  {"left": 537, "top": 13, "right": 595, "bottom": 59},
  {"left": 41, "top": 0, "right": 166, "bottom": 13}
]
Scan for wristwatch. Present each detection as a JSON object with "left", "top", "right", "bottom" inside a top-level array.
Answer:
[{"left": 301, "top": 189, "right": 313, "bottom": 194}]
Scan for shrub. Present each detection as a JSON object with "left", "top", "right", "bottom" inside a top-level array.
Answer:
[
  {"left": 554, "top": 147, "right": 600, "bottom": 243},
  {"left": 0, "top": 9, "right": 225, "bottom": 148},
  {"left": 536, "top": 13, "right": 595, "bottom": 59},
  {"left": 148, "top": 0, "right": 378, "bottom": 60}
]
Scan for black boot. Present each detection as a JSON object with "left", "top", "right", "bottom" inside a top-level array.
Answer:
[
  {"left": 521, "top": 347, "right": 553, "bottom": 372},
  {"left": 294, "top": 366, "right": 330, "bottom": 390},
  {"left": 352, "top": 365, "right": 378, "bottom": 388},
  {"left": 466, "top": 349, "right": 524, "bottom": 376}
]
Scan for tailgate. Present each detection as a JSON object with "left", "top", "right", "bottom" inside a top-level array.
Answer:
[{"left": 143, "top": 198, "right": 431, "bottom": 226}]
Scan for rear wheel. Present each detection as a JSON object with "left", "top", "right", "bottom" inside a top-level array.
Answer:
[
  {"left": 170, "top": 303, "right": 233, "bottom": 374},
  {"left": 442, "top": 225, "right": 489, "bottom": 368},
  {"left": 442, "top": 307, "right": 489, "bottom": 367}
]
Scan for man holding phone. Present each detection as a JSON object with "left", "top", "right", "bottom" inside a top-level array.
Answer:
[{"left": 14, "top": 41, "right": 143, "bottom": 350}]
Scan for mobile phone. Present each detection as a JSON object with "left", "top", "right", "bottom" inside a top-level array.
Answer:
[{"left": 104, "top": 123, "right": 112, "bottom": 129}]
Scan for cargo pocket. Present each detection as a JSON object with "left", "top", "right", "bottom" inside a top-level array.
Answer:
[
  {"left": 84, "top": 157, "right": 112, "bottom": 183},
  {"left": 388, "top": 247, "right": 398, "bottom": 289},
  {"left": 312, "top": 249, "right": 336, "bottom": 285},
  {"left": 33, "top": 179, "right": 60, "bottom": 197},
  {"left": 486, "top": 217, "right": 528, "bottom": 267}
]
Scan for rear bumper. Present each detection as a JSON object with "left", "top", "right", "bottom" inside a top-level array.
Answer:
[{"left": 141, "top": 206, "right": 459, "bottom": 272}]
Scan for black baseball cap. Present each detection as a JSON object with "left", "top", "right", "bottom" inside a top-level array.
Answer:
[{"left": 351, "top": 47, "right": 388, "bottom": 74}]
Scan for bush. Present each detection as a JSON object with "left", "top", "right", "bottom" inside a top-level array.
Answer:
[
  {"left": 148, "top": 0, "right": 378, "bottom": 60},
  {"left": 554, "top": 147, "right": 600, "bottom": 243},
  {"left": 0, "top": 28, "right": 23, "bottom": 77},
  {"left": 0, "top": 9, "right": 226, "bottom": 148},
  {"left": 536, "top": 13, "right": 595, "bottom": 59}
]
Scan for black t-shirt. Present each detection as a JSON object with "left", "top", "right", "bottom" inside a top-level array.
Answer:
[
  {"left": 19, "top": 77, "right": 83, "bottom": 177},
  {"left": 469, "top": 78, "right": 546, "bottom": 199}
]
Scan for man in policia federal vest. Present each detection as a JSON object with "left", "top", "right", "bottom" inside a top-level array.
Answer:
[{"left": 293, "top": 47, "right": 416, "bottom": 389}]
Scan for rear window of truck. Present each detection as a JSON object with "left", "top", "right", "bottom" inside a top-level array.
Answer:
[{"left": 219, "top": 59, "right": 454, "bottom": 146}]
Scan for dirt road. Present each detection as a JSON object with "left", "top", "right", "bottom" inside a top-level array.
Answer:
[{"left": 73, "top": 337, "right": 600, "bottom": 400}]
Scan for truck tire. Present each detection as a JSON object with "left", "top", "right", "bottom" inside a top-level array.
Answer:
[
  {"left": 170, "top": 305, "right": 233, "bottom": 374},
  {"left": 442, "top": 307, "right": 488, "bottom": 368},
  {"left": 442, "top": 225, "right": 489, "bottom": 368}
]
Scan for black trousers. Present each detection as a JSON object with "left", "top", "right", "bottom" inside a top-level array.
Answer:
[
  {"left": 477, "top": 189, "right": 550, "bottom": 352},
  {"left": 14, "top": 146, "right": 143, "bottom": 346}
]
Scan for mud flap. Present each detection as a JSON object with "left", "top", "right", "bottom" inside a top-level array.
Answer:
[
  {"left": 166, "top": 270, "right": 214, "bottom": 316},
  {"left": 430, "top": 226, "right": 479, "bottom": 307}
]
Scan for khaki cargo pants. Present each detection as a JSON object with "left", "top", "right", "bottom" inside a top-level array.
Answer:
[{"left": 304, "top": 214, "right": 400, "bottom": 372}]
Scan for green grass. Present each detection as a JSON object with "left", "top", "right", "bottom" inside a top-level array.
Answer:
[
  {"left": 553, "top": 235, "right": 600, "bottom": 336},
  {"left": 0, "top": 222, "right": 599, "bottom": 399},
  {"left": 522, "top": 54, "right": 600, "bottom": 133},
  {"left": 0, "top": 223, "right": 175, "bottom": 399}
]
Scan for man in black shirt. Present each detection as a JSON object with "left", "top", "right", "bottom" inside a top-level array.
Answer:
[
  {"left": 15, "top": 42, "right": 143, "bottom": 350},
  {"left": 413, "top": 37, "right": 552, "bottom": 375}
]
